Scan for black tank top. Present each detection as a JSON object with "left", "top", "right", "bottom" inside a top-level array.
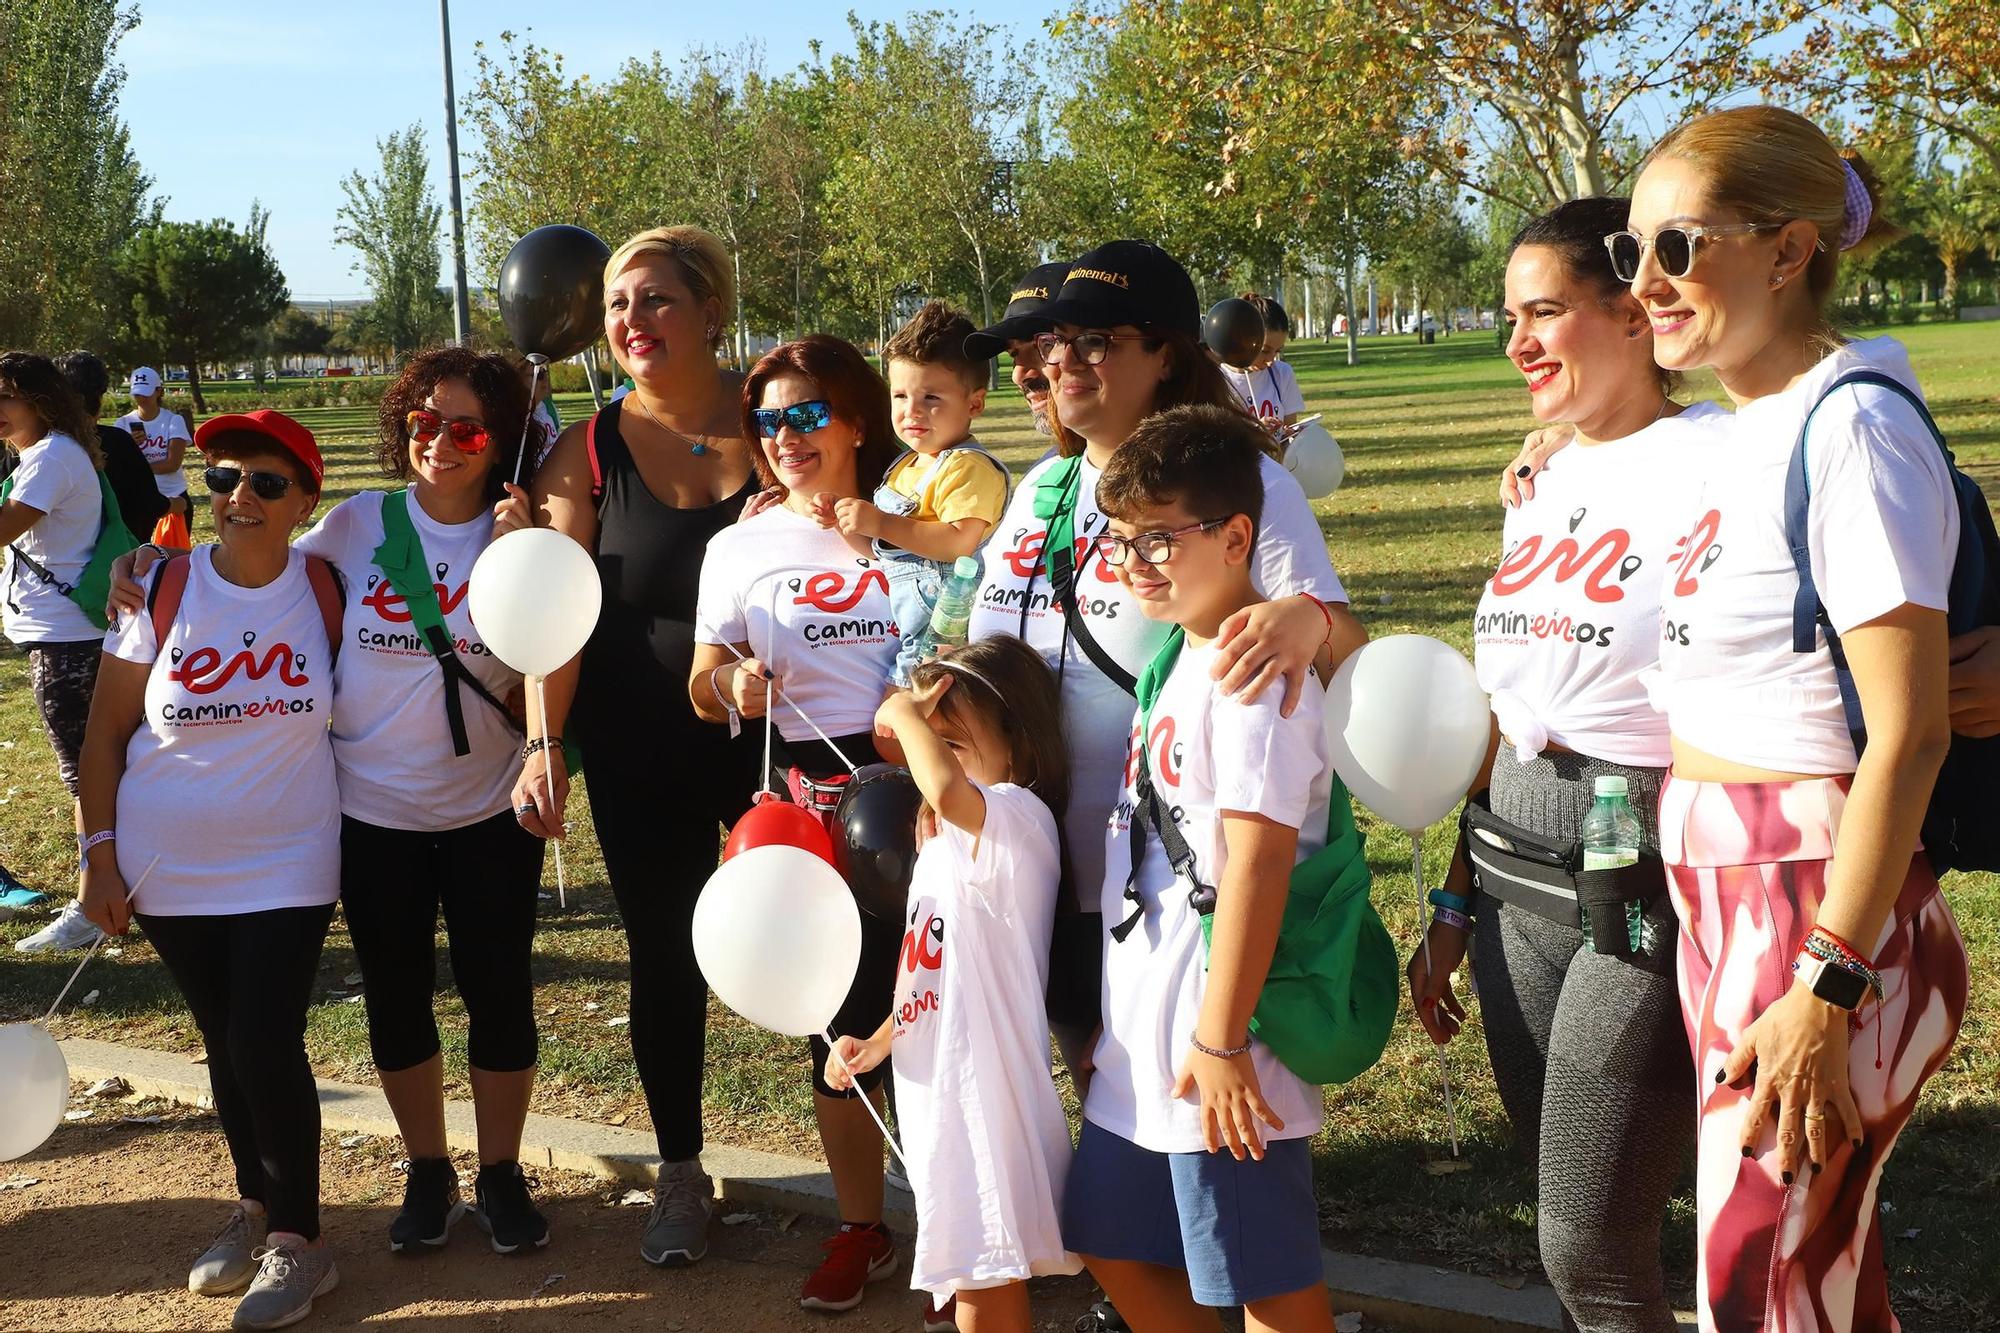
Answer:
[{"left": 572, "top": 400, "right": 759, "bottom": 813}]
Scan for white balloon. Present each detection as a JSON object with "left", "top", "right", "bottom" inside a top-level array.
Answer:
[
  {"left": 466, "top": 527, "right": 603, "bottom": 677},
  {"left": 1323, "top": 635, "right": 1489, "bottom": 833},
  {"left": 1284, "top": 422, "right": 1345, "bottom": 498},
  {"left": 691, "top": 844, "right": 863, "bottom": 1038},
  {"left": 0, "top": 1023, "right": 69, "bottom": 1162}
]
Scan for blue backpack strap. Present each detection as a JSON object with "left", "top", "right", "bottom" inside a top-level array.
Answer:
[{"left": 1785, "top": 369, "right": 1950, "bottom": 746}]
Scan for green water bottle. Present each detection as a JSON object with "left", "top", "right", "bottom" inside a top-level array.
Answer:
[{"left": 1581, "top": 775, "right": 1643, "bottom": 953}]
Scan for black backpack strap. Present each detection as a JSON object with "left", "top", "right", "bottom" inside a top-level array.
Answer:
[
  {"left": 1111, "top": 759, "right": 1211, "bottom": 943},
  {"left": 1048, "top": 537, "right": 1139, "bottom": 695},
  {"left": 1785, "top": 370, "right": 1949, "bottom": 749}
]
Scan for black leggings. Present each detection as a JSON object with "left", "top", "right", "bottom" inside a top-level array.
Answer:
[
  {"left": 139, "top": 903, "right": 335, "bottom": 1239},
  {"left": 26, "top": 639, "right": 98, "bottom": 796},
  {"left": 338, "top": 811, "right": 544, "bottom": 1074}
]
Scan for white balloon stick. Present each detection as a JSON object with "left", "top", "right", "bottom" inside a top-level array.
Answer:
[
  {"left": 717, "top": 637, "right": 860, "bottom": 776},
  {"left": 511, "top": 354, "right": 547, "bottom": 489},
  {"left": 44, "top": 854, "right": 162, "bottom": 1026},
  {"left": 534, "top": 674, "right": 567, "bottom": 908},
  {"left": 823, "top": 1026, "right": 910, "bottom": 1174},
  {"left": 1411, "top": 835, "right": 1462, "bottom": 1157}
]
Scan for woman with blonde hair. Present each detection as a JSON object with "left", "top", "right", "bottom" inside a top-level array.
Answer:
[
  {"left": 1593, "top": 106, "right": 1965, "bottom": 1331},
  {"left": 516, "top": 225, "right": 763, "bottom": 1268}
]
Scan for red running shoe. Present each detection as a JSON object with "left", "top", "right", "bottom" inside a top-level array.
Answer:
[
  {"left": 922, "top": 1293, "right": 957, "bottom": 1330},
  {"left": 800, "top": 1223, "right": 896, "bottom": 1312}
]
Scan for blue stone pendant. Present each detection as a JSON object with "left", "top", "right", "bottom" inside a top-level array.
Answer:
[{"left": 691, "top": 442, "right": 708, "bottom": 456}]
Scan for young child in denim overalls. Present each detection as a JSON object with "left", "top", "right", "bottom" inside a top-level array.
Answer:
[{"left": 830, "top": 301, "right": 1010, "bottom": 686}]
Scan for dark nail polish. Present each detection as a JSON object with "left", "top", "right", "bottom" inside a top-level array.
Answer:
[
  {"left": 1516, "top": 465, "right": 1532, "bottom": 478},
  {"left": 1715, "top": 1067, "right": 1727, "bottom": 1083},
  {"left": 761, "top": 669, "right": 773, "bottom": 679},
  {"left": 1741, "top": 1145, "right": 1753, "bottom": 1158},
  {"left": 1782, "top": 1171, "right": 1794, "bottom": 1185},
  {"left": 1811, "top": 1162, "right": 1822, "bottom": 1175}
]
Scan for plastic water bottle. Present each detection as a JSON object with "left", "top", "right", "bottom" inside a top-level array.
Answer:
[
  {"left": 917, "top": 556, "right": 981, "bottom": 662},
  {"left": 1581, "top": 775, "right": 1643, "bottom": 953}
]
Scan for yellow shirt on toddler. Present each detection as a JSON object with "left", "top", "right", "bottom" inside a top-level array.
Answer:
[{"left": 882, "top": 441, "right": 1008, "bottom": 528}]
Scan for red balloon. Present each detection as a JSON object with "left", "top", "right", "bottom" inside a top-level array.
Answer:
[{"left": 723, "top": 792, "right": 837, "bottom": 866}]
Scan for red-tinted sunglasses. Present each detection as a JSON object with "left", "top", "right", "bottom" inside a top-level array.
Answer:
[{"left": 405, "top": 408, "right": 491, "bottom": 454}]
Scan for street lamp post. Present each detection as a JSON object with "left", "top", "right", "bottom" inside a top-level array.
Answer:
[{"left": 440, "top": 0, "right": 472, "bottom": 346}]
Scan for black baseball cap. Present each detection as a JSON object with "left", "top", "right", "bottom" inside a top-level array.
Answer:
[
  {"left": 1031, "top": 241, "right": 1200, "bottom": 342},
  {"left": 963, "top": 261, "right": 1071, "bottom": 360}
]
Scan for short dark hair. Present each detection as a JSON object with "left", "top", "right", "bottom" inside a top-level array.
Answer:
[
  {"left": 882, "top": 300, "right": 985, "bottom": 391},
  {"left": 740, "top": 335, "right": 900, "bottom": 496},
  {"left": 1096, "top": 403, "right": 1266, "bottom": 543},
  {"left": 54, "top": 350, "right": 109, "bottom": 415},
  {"left": 199, "top": 429, "right": 316, "bottom": 495},
  {"left": 377, "top": 346, "right": 532, "bottom": 502},
  {"left": 1511, "top": 197, "right": 1681, "bottom": 396}
]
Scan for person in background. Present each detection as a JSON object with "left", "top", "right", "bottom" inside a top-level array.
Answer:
[
  {"left": 56, "top": 351, "right": 169, "bottom": 544},
  {"left": 1222, "top": 293, "right": 1307, "bottom": 434},
  {"left": 832, "top": 301, "right": 1008, "bottom": 688},
  {"left": 523, "top": 225, "right": 763, "bottom": 1270},
  {"left": 965, "top": 260, "right": 1070, "bottom": 441},
  {"left": 517, "top": 355, "right": 563, "bottom": 470},
  {"left": 78, "top": 410, "right": 343, "bottom": 1330},
  {"left": 115, "top": 366, "right": 192, "bottom": 545},
  {"left": 2, "top": 353, "right": 111, "bottom": 951},
  {"left": 1407, "top": 197, "right": 1714, "bottom": 1333}
]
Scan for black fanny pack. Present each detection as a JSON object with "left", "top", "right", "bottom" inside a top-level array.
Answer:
[{"left": 1459, "top": 795, "right": 1666, "bottom": 956}]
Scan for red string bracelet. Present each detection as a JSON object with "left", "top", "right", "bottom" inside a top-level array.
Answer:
[{"left": 1301, "top": 592, "right": 1334, "bottom": 646}]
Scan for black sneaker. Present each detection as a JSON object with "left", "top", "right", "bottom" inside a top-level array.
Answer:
[
  {"left": 389, "top": 1157, "right": 465, "bottom": 1253},
  {"left": 473, "top": 1161, "right": 549, "bottom": 1254}
]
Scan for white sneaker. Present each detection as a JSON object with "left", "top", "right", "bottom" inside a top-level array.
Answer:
[{"left": 14, "top": 900, "right": 104, "bottom": 954}]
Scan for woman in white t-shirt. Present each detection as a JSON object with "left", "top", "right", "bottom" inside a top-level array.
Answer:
[
  {"left": 826, "top": 636, "right": 1083, "bottom": 1329},
  {"left": 689, "top": 335, "right": 913, "bottom": 1317},
  {"left": 115, "top": 365, "right": 193, "bottom": 529},
  {"left": 0, "top": 354, "right": 110, "bottom": 889},
  {"left": 967, "top": 242, "right": 1366, "bottom": 1078},
  {"left": 1407, "top": 199, "right": 1714, "bottom": 1333},
  {"left": 1619, "top": 108, "right": 1966, "bottom": 1330},
  {"left": 77, "top": 411, "right": 343, "bottom": 1330}
]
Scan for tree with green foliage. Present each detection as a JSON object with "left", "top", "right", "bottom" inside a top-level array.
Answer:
[
  {"left": 0, "top": 0, "right": 155, "bottom": 351},
  {"left": 270, "top": 308, "right": 333, "bottom": 372},
  {"left": 1916, "top": 157, "right": 1999, "bottom": 310},
  {"left": 118, "top": 217, "right": 289, "bottom": 412},
  {"left": 335, "top": 124, "right": 448, "bottom": 360}
]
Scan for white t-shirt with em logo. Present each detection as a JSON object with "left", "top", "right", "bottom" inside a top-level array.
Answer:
[
  {"left": 107, "top": 546, "right": 339, "bottom": 916},
  {"left": 695, "top": 504, "right": 900, "bottom": 742},
  {"left": 968, "top": 451, "right": 1346, "bottom": 909},
  {"left": 1092, "top": 642, "right": 1330, "bottom": 1154},
  {"left": 1473, "top": 401, "right": 1725, "bottom": 768},
  {"left": 114, "top": 408, "right": 191, "bottom": 498},
  {"left": 890, "top": 781, "right": 1080, "bottom": 1298},
  {"left": 1653, "top": 338, "right": 1957, "bottom": 775},
  {"left": 1222, "top": 360, "right": 1307, "bottom": 427},
  {"left": 294, "top": 489, "right": 524, "bottom": 831}
]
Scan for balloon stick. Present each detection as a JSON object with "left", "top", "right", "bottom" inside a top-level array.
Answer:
[
  {"left": 761, "top": 581, "right": 778, "bottom": 795},
  {"left": 44, "top": 854, "right": 161, "bottom": 1026},
  {"left": 1411, "top": 835, "right": 1462, "bottom": 1157},
  {"left": 535, "top": 674, "right": 567, "bottom": 908},
  {"left": 823, "top": 1027, "right": 909, "bottom": 1173},
  {"left": 718, "top": 636, "right": 860, "bottom": 776},
  {"left": 511, "top": 353, "right": 548, "bottom": 488}
]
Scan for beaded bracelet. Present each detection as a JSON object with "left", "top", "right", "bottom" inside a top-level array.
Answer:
[
  {"left": 1426, "top": 888, "right": 1474, "bottom": 915},
  {"left": 1431, "top": 906, "right": 1473, "bottom": 932},
  {"left": 1800, "top": 933, "right": 1883, "bottom": 1000},
  {"left": 1191, "top": 1033, "right": 1253, "bottom": 1059}
]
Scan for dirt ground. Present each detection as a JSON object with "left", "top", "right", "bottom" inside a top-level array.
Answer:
[{"left": 0, "top": 1100, "right": 1112, "bottom": 1333}]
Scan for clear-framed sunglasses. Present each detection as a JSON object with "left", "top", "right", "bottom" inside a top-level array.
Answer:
[{"left": 1603, "top": 222, "right": 1786, "bottom": 282}]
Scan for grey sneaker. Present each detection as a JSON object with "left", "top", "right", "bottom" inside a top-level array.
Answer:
[
  {"left": 188, "top": 1205, "right": 262, "bottom": 1295},
  {"left": 231, "top": 1240, "right": 338, "bottom": 1330},
  {"left": 14, "top": 899, "right": 104, "bottom": 953},
  {"left": 639, "top": 1158, "right": 713, "bottom": 1266}
]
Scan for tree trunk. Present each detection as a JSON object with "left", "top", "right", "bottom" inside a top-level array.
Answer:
[
  {"left": 732, "top": 249, "right": 748, "bottom": 369},
  {"left": 187, "top": 365, "right": 207, "bottom": 415},
  {"left": 1343, "top": 250, "right": 1358, "bottom": 366},
  {"left": 972, "top": 240, "right": 997, "bottom": 391},
  {"left": 1943, "top": 257, "right": 1961, "bottom": 309}
]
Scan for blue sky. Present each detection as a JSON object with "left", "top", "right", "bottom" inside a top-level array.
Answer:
[{"left": 118, "top": 1, "right": 1023, "bottom": 298}]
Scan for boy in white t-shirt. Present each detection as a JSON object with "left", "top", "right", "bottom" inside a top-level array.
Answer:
[
  {"left": 830, "top": 302, "right": 1008, "bottom": 685},
  {"left": 1063, "top": 403, "right": 1338, "bottom": 1330}
]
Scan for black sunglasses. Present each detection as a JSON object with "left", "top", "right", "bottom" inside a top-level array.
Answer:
[{"left": 204, "top": 466, "right": 296, "bottom": 500}]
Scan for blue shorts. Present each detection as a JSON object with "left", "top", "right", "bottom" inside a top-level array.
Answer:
[{"left": 1060, "top": 1119, "right": 1323, "bottom": 1307}]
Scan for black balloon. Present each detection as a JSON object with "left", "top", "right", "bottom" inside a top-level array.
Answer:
[
  {"left": 834, "top": 764, "right": 923, "bottom": 920},
  {"left": 498, "top": 224, "right": 613, "bottom": 361},
  {"left": 1202, "top": 297, "right": 1266, "bottom": 369}
]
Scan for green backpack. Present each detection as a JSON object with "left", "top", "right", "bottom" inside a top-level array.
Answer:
[
  {"left": 0, "top": 466, "right": 140, "bottom": 632},
  {"left": 1124, "top": 626, "right": 1398, "bottom": 1086}
]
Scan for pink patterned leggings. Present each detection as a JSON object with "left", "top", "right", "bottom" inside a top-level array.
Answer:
[{"left": 1659, "top": 775, "right": 1968, "bottom": 1333}]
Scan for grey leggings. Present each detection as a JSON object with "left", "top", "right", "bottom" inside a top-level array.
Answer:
[{"left": 1474, "top": 750, "right": 1695, "bottom": 1333}]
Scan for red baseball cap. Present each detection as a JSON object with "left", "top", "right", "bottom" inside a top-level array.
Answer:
[{"left": 194, "top": 410, "right": 325, "bottom": 491}]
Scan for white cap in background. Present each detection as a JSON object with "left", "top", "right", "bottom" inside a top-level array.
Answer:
[{"left": 129, "top": 367, "right": 162, "bottom": 396}]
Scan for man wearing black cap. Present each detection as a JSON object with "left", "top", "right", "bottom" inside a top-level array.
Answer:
[{"left": 966, "top": 260, "right": 1068, "bottom": 436}]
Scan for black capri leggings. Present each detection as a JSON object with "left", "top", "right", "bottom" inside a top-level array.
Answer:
[
  {"left": 338, "top": 810, "right": 544, "bottom": 1074},
  {"left": 782, "top": 734, "right": 905, "bottom": 1102},
  {"left": 140, "top": 903, "right": 335, "bottom": 1239}
]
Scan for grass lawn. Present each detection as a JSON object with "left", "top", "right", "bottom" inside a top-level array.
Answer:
[{"left": 5, "top": 324, "right": 1996, "bottom": 1328}]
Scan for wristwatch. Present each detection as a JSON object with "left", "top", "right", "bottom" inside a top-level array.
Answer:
[{"left": 1794, "top": 951, "right": 1870, "bottom": 1011}]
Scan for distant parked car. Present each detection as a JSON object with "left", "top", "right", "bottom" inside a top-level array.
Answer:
[{"left": 325, "top": 366, "right": 355, "bottom": 377}]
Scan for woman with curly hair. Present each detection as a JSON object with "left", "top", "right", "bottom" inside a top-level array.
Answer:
[
  {"left": 114, "top": 346, "right": 551, "bottom": 1254},
  {"left": 1, "top": 352, "right": 112, "bottom": 943}
]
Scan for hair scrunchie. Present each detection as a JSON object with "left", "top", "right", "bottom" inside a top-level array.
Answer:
[{"left": 1838, "top": 157, "right": 1873, "bottom": 251}]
